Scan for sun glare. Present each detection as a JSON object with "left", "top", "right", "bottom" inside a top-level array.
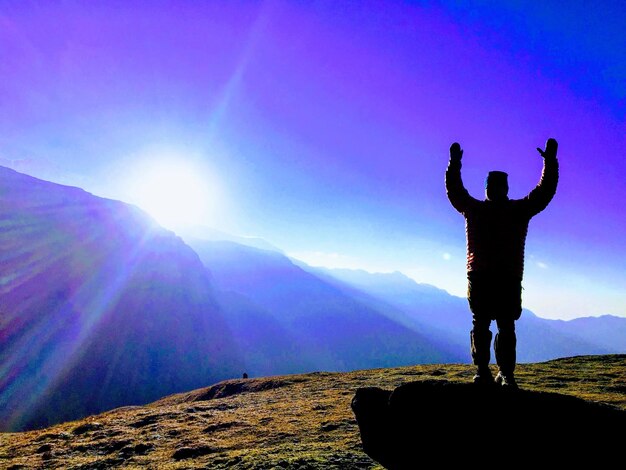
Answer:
[{"left": 131, "top": 160, "right": 213, "bottom": 231}]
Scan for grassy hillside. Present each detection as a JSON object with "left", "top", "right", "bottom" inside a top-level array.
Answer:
[{"left": 1, "top": 354, "right": 624, "bottom": 469}]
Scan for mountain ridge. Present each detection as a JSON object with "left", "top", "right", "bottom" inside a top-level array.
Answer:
[{"left": 0, "top": 165, "right": 244, "bottom": 432}]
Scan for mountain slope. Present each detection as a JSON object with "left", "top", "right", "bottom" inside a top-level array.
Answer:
[
  {"left": 0, "top": 166, "right": 243, "bottom": 432},
  {"left": 547, "top": 315, "right": 626, "bottom": 353},
  {"left": 1, "top": 355, "right": 624, "bottom": 469}
]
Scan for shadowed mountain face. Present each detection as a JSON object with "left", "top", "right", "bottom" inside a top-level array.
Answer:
[
  {"left": 184, "top": 238, "right": 466, "bottom": 376},
  {"left": 0, "top": 167, "right": 242, "bottom": 432}
]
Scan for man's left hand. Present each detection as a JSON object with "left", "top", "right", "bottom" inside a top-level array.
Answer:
[{"left": 536, "top": 138, "right": 558, "bottom": 159}]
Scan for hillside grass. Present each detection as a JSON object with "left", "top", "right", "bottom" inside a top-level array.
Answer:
[{"left": 1, "top": 354, "right": 624, "bottom": 469}]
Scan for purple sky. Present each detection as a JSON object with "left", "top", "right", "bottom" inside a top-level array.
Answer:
[{"left": 1, "top": 1, "right": 625, "bottom": 320}]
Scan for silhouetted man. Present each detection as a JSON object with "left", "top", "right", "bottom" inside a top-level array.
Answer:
[{"left": 445, "top": 138, "right": 559, "bottom": 388}]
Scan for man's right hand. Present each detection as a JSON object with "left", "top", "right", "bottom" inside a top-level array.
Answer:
[{"left": 450, "top": 142, "right": 463, "bottom": 161}]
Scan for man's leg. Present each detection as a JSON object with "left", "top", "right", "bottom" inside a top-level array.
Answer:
[
  {"left": 493, "top": 275, "right": 522, "bottom": 388},
  {"left": 471, "top": 317, "right": 493, "bottom": 384},
  {"left": 494, "top": 318, "right": 517, "bottom": 387},
  {"left": 468, "top": 273, "right": 494, "bottom": 384}
]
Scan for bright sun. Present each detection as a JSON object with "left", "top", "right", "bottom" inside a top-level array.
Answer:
[{"left": 132, "top": 161, "right": 212, "bottom": 230}]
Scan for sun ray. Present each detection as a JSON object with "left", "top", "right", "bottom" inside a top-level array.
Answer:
[{"left": 0, "top": 209, "right": 161, "bottom": 429}]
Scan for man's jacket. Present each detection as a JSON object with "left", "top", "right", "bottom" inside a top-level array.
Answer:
[{"left": 445, "top": 155, "right": 559, "bottom": 278}]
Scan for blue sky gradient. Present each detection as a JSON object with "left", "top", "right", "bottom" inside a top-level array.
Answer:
[{"left": 1, "top": 1, "right": 624, "bottom": 320}]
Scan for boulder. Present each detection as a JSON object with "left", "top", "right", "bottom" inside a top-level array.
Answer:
[{"left": 351, "top": 380, "right": 625, "bottom": 468}]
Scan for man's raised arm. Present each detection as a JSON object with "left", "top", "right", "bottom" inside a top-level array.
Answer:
[
  {"left": 445, "top": 142, "right": 474, "bottom": 213},
  {"left": 524, "top": 138, "right": 559, "bottom": 216}
]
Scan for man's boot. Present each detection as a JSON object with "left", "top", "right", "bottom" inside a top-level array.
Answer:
[{"left": 471, "top": 329, "right": 493, "bottom": 385}]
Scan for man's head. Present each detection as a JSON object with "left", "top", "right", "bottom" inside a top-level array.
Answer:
[{"left": 485, "top": 171, "right": 509, "bottom": 201}]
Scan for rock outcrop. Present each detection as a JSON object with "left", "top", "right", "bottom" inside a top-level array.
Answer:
[{"left": 352, "top": 379, "right": 625, "bottom": 468}]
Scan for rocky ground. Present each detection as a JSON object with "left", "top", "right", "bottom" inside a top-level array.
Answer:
[{"left": 1, "top": 354, "right": 624, "bottom": 469}]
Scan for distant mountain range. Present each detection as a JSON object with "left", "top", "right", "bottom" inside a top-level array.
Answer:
[
  {"left": 185, "top": 238, "right": 463, "bottom": 378},
  {"left": 189, "top": 239, "right": 624, "bottom": 370},
  {"left": 304, "top": 266, "right": 626, "bottom": 362},
  {"left": 1, "top": 165, "right": 624, "bottom": 431}
]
